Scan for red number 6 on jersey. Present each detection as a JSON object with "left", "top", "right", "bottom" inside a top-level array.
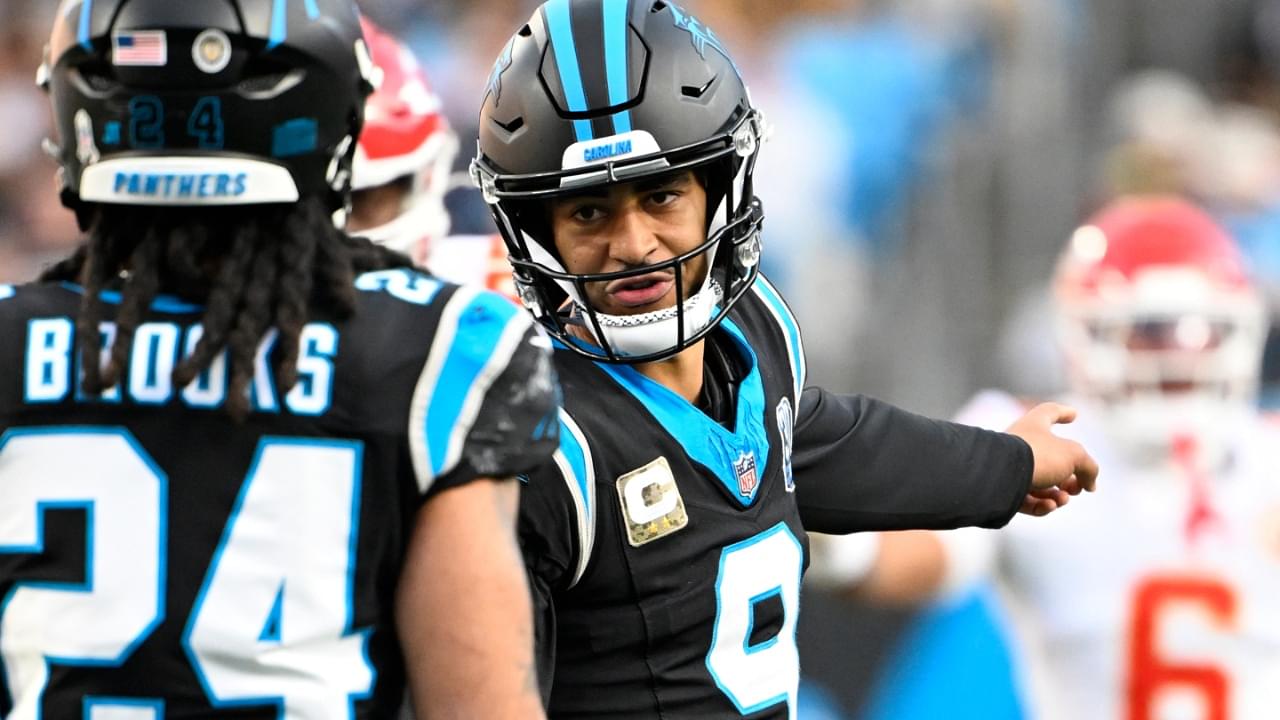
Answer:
[{"left": 1127, "top": 575, "right": 1237, "bottom": 720}]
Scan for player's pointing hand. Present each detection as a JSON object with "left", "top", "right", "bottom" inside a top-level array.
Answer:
[{"left": 1005, "top": 402, "right": 1099, "bottom": 516}]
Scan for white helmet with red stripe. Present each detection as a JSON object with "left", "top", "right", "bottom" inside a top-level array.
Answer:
[
  {"left": 1055, "top": 196, "right": 1268, "bottom": 463},
  {"left": 349, "top": 17, "right": 458, "bottom": 264}
]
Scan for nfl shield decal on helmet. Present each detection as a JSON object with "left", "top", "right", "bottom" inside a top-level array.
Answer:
[{"left": 734, "top": 451, "right": 758, "bottom": 497}]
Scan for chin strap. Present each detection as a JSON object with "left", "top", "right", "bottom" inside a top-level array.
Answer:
[{"left": 577, "top": 279, "right": 724, "bottom": 358}]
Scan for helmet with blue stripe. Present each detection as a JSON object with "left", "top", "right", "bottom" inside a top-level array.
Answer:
[
  {"left": 471, "top": 0, "right": 766, "bottom": 363},
  {"left": 41, "top": 0, "right": 374, "bottom": 221}
]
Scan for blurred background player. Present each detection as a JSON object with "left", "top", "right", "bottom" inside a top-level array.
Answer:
[
  {"left": 822, "top": 196, "right": 1279, "bottom": 720},
  {"left": 0, "top": 1, "right": 557, "bottom": 716},
  {"left": 348, "top": 17, "right": 513, "bottom": 296},
  {"left": 983, "top": 196, "right": 1279, "bottom": 720}
]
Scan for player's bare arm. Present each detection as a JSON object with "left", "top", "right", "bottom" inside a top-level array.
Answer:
[{"left": 397, "top": 477, "right": 546, "bottom": 720}]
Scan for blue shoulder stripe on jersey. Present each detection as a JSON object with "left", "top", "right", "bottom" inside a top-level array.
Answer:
[
  {"left": 558, "top": 416, "right": 590, "bottom": 518},
  {"left": 0, "top": 285, "right": 13, "bottom": 301},
  {"left": 407, "top": 288, "right": 532, "bottom": 489},
  {"left": 753, "top": 276, "right": 805, "bottom": 401},
  {"left": 595, "top": 317, "right": 769, "bottom": 506},
  {"left": 422, "top": 290, "right": 523, "bottom": 479},
  {"left": 78, "top": 0, "right": 94, "bottom": 50},
  {"left": 602, "top": 0, "right": 632, "bottom": 135},
  {"left": 59, "top": 282, "right": 203, "bottom": 314},
  {"left": 555, "top": 411, "right": 597, "bottom": 587},
  {"left": 545, "top": 0, "right": 594, "bottom": 141}
]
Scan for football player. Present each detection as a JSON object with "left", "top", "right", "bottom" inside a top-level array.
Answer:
[
  {"left": 948, "top": 196, "right": 1280, "bottom": 720},
  {"left": 348, "top": 18, "right": 513, "bottom": 296},
  {"left": 0, "top": 1, "right": 555, "bottom": 717},
  {"left": 470, "top": 1, "right": 1099, "bottom": 717}
]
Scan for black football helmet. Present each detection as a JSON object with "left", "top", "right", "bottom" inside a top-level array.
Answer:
[
  {"left": 471, "top": 0, "right": 766, "bottom": 363},
  {"left": 41, "top": 0, "right": 373, "bottom": 219}
]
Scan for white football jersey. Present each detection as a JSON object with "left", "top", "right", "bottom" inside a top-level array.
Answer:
[
  {"left": 426, "top": 234, "right": 515, "bottom": 299},
  {"left": 956, "top": 389, "right": 1280, "bottom": 720}
]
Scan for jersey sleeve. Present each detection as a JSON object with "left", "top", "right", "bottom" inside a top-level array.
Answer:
[
  {"left": 791, "top": 388, "right": 1033, "bottom": 533},
  {"left": 406, "top": 286, "right": 560, "bottom": 500},
  {"left": 518, "top": 409, "right": 596, "bottom": 592},
  {"left": 518, "top": 409, "right": 596, "bottom": 703}
]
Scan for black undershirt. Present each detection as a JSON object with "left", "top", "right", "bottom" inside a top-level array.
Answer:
[{"left": 696, "top": 331, "right": 745, "bottom": 427}]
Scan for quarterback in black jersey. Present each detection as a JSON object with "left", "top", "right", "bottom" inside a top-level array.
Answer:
[
  {"left": 0, "top": 1, "right": 555, "bottom": 718},
  {"left": 471, "top": 1, "right": 1099, "bottom": 718}
]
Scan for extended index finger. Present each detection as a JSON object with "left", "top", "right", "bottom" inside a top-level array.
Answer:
[
  {"left": 1033, "top": 402, "right": 1078, "bottom": 426},
  {"left": 1073, "top": 443, "right": 1100, "bottom": 492}
]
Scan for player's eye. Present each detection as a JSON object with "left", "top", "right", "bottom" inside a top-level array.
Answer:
[
  {"left": 648, "top": 190, "right": 679, "bottom": 206},
  {"left": 571, "top": 205, "right": 606, "bottom": 223}
]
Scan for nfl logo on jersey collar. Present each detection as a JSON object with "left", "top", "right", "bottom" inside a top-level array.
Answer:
[
  {"left": 734, "top": 451, "right": 758, "bottom": 497},
  {"left": 616, "top": 456, "right": 689, "bottom": 547}
]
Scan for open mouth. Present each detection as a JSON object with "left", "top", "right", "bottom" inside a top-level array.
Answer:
[{"left": 604, "top": 272, "right": 675, "bottom": 309}]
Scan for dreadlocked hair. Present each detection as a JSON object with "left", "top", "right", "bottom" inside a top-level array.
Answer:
[{"left": 40, "top": 198, "right": 414, "bottom": 420}]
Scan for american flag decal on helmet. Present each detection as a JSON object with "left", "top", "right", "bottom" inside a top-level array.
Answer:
[
  {"left": 112, "top": 30, "right": 167, "bottom": 67},
  {"left": 734, "top": 451, "right": 757, "bottom": 497}
]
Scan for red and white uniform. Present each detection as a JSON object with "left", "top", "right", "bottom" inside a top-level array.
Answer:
[
  {"left": 957, "top": 390, "right": 1280, "bottom": 720},
  {"left": 429, "top": 233, "right": 516, "bottom": 298},
  {"left": 352, "top": 20, "right": 516, "bottom": 300},
  {"left": 352, "top": 18, "right": 457, "bottom": 265},
  {"left": 953, "top": 198, "right": 1275, "bottom": 720}
]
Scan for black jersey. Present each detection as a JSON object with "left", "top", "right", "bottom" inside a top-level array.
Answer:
[
  {"left": 520, "top": 275, "right": 1033, "bottom": 719},
  {"left": 0, "top": 270, "right": 558, "bottom": 719}
]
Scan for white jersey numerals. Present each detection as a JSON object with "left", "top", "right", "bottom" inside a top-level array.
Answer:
[
  {"left": 1, "top": 431, "right": 163, "bottom": 719},
  {"left": 185, "top": 439, "right": 373, "bottom": 715},
  {"left": 0, "top": 429, "right": 374, "bottom": 719},
  {"left": 705, "top": 523, "right": 803, "bottom": 719}
]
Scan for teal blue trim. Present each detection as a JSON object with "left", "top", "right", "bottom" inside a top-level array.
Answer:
[
  {"left": 78, "top": 0, "right": 94, "bottom": 50},
  {"left": 258, "top": 585, "right": 284, "bottom": 642},
  {"left": 754, "top": 277, "right": 804, "bottom": 395},
  {"left": 557, "top": 415, "right": 591, "bottom": 526},
  {"left": 268, "top": 0, "right": 288, "bottom": 49},
  {"left": 545, "top": 0, "right": 593, "bottom": 141},
  {"left": 59, "top": 282, "right": 202, "bottom": 314},
  {"left": 594, "top": 317, "right": 769, "bottom": 506},
  {"left": 603, "top": 0, "right": 632, "bottom": 135},
  {"left": 426, "top": 293, "right": 520, "bottom": 476}
]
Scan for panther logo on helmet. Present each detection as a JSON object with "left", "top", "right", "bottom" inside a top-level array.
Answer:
[{"left": 666, "top": 4, "right": 728, "bottom": 61}]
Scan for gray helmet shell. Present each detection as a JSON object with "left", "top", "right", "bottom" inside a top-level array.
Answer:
[{"left": 473, "top": 0, "right": 765, "bottom": 363}]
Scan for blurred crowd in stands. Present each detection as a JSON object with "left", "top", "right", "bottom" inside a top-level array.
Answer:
[{"left": 6, "top": 0, "right": 1279, "bottom": 412}]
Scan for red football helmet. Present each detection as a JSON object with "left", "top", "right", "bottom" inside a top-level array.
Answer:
[
  {"left": 1055, "top": 196, "right": 1267, "bottom": 458},
  {"left": 349, "top": 18, "right": 458, "bottom": 264}
]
